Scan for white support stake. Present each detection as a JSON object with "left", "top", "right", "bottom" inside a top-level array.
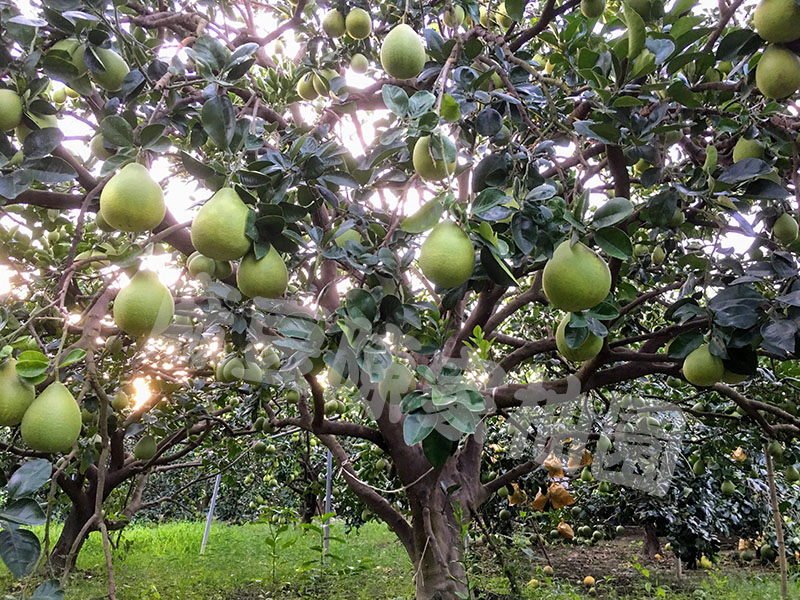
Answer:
[
  {"left": 323, "top": 449, "right": 333, "bottom": 556},
  {"left": 200, "top": 473, "right": 222, "bottom": 555}
]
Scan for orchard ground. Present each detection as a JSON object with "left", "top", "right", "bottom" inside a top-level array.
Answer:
[{"left": 1, "top": 521, "right": 796, "bottom": 599}]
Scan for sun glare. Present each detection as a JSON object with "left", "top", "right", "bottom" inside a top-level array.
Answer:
[{"left": 131, "top": 378, "right": 152, "bottom": 410}]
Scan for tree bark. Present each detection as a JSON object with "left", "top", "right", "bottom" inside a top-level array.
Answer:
[
  {"left": 642, "top": 523, "right": 660, "bottom": 558},
  {"left": 49, "top": 502, "right": 95, "bottom": 571}
]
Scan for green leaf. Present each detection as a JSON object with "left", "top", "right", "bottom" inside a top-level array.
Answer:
[
  {"left": 717, "top": 158, "right": 771, "bottom": 184},
  {"left": 594, "top": 227, "right": 632, "bottom": 259},
  {"left": 345, "top": 289, "right": 378, "bottom": 322},
  {"left": 408, "top": 91, "right": 435, "bottom": 118},
  {"left": 440, "top": 94, "right": 461, "bottom": 122},
  {"left": 401, "top": 197, "right": 444, "bottom": 233},
  {"left": 22, "top": 128, "right": 63, "bottom": 159},
  {"left": 0, "top": 528, "right": 40, "bottom": 578},
  {"left": 480, "top": 246, "right": 517, "bottom": 286},
  {"left": 7, "top": 459, "right": 51, "bottom": 500},
  {"left": 180, "top": 151, "right": 217, "bottom": 180},
  {"left": 381, "top": 84, "right": 408, "bottom": 117},
  {"left": 504, "top": 0, "right": 526, "bottom": 20},
  {"left": 0, "top": 499, "right": 46, "bottom": 526},
  {"left": 403, "top": 412, "right": 435, "bottom": 445},
  {"left": 58, "top": 348, "right": 85, "bottom": 368},
  {"left": 202, "top": 94, "right": 236, "bottom": 148},
  {"left": 31, "top": 580, "right": 64, "bottom": 600},
  {"left": 592, "top": 197, "right": 634, "bottom": 229},
  {"left": 24, "top": 157, "right": 77, "bottom": 184},
  {"left": 422, "top": 430, "right": 457, "bottom": 467},
  {"left": 100, "top": 115, "right": 134, "bottom": 147}
]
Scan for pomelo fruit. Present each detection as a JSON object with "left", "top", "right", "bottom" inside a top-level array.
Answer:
[
  {"left": 556, "top": 314, "right": 603, "bottom": 361},
  {"left": 345, "top": 8, "right": 372, "bottom": 39},
  {"left": 773, "top": 213, "right": 798, "bottom": 244},
  {"left": 380, "top": 24, "right": 426, "bottom": 79},
  {"left": 187, "top": 251, "right": 218, "bottom": 277},
  {"left": 0, "top": 358, "right": 35, "bottom": 426},
  {"left": 378, "top": 362, "right": 416, "bottom": 403},
  {"left": 721, "top": 479, "right": 735, "bottom": 495},
  {"left": 418, "top": 220, "right": 475, "bottom": 287},
  {"left": 297, "top": 73, "right": 319, "bottom": 101},
  {"left": 113, "top": 270, "right": 175, "bottom": 337},
  {"left": 542, "top": 241, "right": 611, "bottom": 312},
  {"left": 756, "top": 45, "right": 800, "bottom": 99},
  {"left": 651, "top": 245, "right": 666, "bottom": 264},
  {"left": 95, "top": 211, "right": 115, "bottom": 233},
  {"left": 21, "top": 382, "right": 81, "bottom": 453},
  {"left": 0, "top": 90, "right": 23, "bottom": 131},
  {"left": 90, "top": 47, "right": 130, "bottom": 92},
  {"left": 754, "top": 0, "right": 800, "bottom": 43},
  {"left": 682, "top": 344, "right": 724, "bottom": 387},
  {"left": 190, "top": 187, "right": 252, "bottom": 260},
  {"left": 350, "top": 53, "right": 368, "bottom": 73},
  {"left": 732, "top": 137, "right": 764, "bottom": 162},
  {"left": 90, "top": 133, "right": 114, "bottom": 160},
  {"left": 322, "top": 9, "right": 346, "bottom": 37},
  {"left": 412, "top": 135, "right": 456, "bottom": 181},
  {"left": 134, "top": 434, "right": 157, "bottom": 460},
  {"left": 237, "top": 247, "right": 289, "bottom": 298},
  {"left": 443, "top": 5, "right": 466, "bottom": 27},
  {"left": 334, "top": 227, "right": 362, "bottom": 247},
  {"left": 100, "top": 163, "right": 165, "bottom": 232},
  {"left": 111, "top": 391, "right": 129, "bottom": 411}
]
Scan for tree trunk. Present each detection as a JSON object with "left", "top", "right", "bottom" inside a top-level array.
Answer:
[
  {"left": 408, "top": 495, "right": 469, "bottom": 599},
  {"left": 642, "top": 523, "right": 660, "bottom": 557},
  {"left": 49, "top": 502, "right": 95, "bottom": 571}
]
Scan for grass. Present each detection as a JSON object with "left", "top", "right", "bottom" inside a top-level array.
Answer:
[{"left": 1, "top": 520, "right": 798, "bottom": 599}]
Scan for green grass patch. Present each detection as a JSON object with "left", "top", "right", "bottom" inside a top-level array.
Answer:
[{"left": 1, "top": 520, "right": 798, "bottom": 599}]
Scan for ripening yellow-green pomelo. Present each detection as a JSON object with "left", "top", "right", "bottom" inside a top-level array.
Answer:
[
  {"left": 90, "top": 133, "right": 114, "bottom": 160},
  {"left": 350, "top": 53, "right": 369, "bottom": 74},
  {"left": 555, "top": 314, "right": 603, "bottom": 362},
  {"left": 111, "top": 391, "right": 129, "bottom": 411},
  {"left": 187, "top": 251, "right": 217, "bottom": 277},
  {"left": 16, "top": 113, "right": 58, "bottom": 141},
  {"left": 721, "top": 369, "right": 749, "bottom": 384},
  {"left": 90, "top": 47, "right": 130, "bottom": 92},
  {"left": 773, "top": 212, "right": 799, "bottom": 244},
  {"left": 346, "top": 8, "right": 372, "bottom": 39},
  {"left": 134, "top": 435, "right": 157, "bottom": 460},
  {"left": 312, "top": 69, "right": 339, "bottom": 97},
  {"left": 297, "top": 73, "right": 319, "bottom": 101},
  {"left": 443, "top": 5, "right": 466, "bottom": 27},
  {"left": 113, "top": 270, "right": 175, "bottom": 337},
  {"left": 21, "top": 382, "right": 81, "bottom": 453},
  {"left": 754, "top": 0, "right": 800, "bottom": 43},
  {"left": 418, "top": 220, "right": 475, "bottom": 287},
  {"left": 214, "top": 260, "right": 232, "bottom": 279},
  {"left": 380, "top": 24, "right": 426, "bottom": 79},
  {"left": 190, "top": 187, "right": 252, "bottom": 260},
  {"left": 95, "top": 211, "right": 115, "bottom": 233},
  {"left": 682, "top": 344, "right": 724, "bottom": 387},
  {"left": 334, "top": 228, "right": 362, "bottom": 247},
  {"left": 0, "top": 359, "right": 35, "bottom": 426},
  {"left": 542, "top": 241, "right": 611, "bottom": 312},
  {"left": 0, "top": 90, "right": 23, "bottom": 131},
  {"left": 237, "top": 247, "right": 289, "bottom": 298},
  {"left": 50, "top": 39, "right": 87, "bottom": 77},
  {"left": 581, "top": 0, "right": 606, "bottom": 18},
  {"left": 412, "top": 135, "right": 456, "bottom": 181},
  {"left": 378, "top": 363, "right": 416, "bottom": 403},
  {"left": 322, "top": 9, "right": 346, "bottom": 37},
  {"left": 100, "top": 163, "right": 165, "bottom": 232},
  {"left": 732, "top": 137, "right": 764, "bottom": 162},
  {"left": 756, "top": 45, "right": 800, "bottom": 99},
  {"left": 495, "top": 2, "right": 513, "bottom": 27}
]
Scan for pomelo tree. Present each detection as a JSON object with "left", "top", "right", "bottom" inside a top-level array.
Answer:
[{"left": 1, "top": 0, "right": 800, "bottom": 598}]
